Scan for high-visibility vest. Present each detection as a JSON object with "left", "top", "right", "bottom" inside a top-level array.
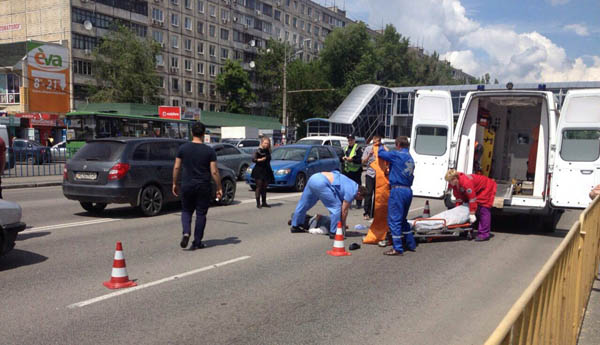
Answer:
[{"left": 344, "top": 144, "right": 360, "bottom": 172}]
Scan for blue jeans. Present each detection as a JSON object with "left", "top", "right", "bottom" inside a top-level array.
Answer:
[
  {"left": 292, "top": 173, "right": 341, "bottom": 235},
  {"left": 388, "top": 186, "right": 416, "bottom": 252}
]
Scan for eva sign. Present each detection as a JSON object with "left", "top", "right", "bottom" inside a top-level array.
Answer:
[
  {"left": 27, "top": 42, "right": 70, "bottom": 113},
  {"left": 158, "top": 106, "right": 181, "bottom": 120}
]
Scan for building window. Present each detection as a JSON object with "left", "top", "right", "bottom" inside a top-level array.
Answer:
[
  {"left": 210, "top": 104, "right": 215, "bottom": 111},
  {"left": 285, "top": 14, "right": 290, "bottom": 25},
  {"left": 171, "top": 57, "right": 179, "bottom": 69},
  {"left": 152, "top": 8, "right": 164, "bottom": 22},
  {"left": 221, "top": 48, "right": 229, "bottom": 60},
  {"left": 263, "top": 22, "right": 272, "bottom": 34},
  {"left": 221, "top": 9, "right": 230, "bottom": 21},
  {"left": 198, "top": 82, "right": 204, "bottom": 94},
  {"left": 155, "top": 54, "right": 164, "bottom": 66},
  {"left": 300, "top": 20, "right": 304, "bottom": 30},
  {"left": 185, "top": 101, "right": 192, "bottom": 107},
  {"left": 197, "top": 62, "right": 204, "bottom": 74},
  {"left": 197, "top": 42, "right": 204, "bottom": 55},
  {"left": 197, "top": 21, "right": 204, "bottom": 34},
  {"left": 198, "top": 102, "right": 204, "bottom": 110},
  {"left": 185, "top": 0, "right": 192, "bottom": 10},
  {"left": 185, "top": 80, "right": 192, "bottom": 93},
  {"left": 301, "top": 4, "right": 305, "bottom": 14},
  {"left": 209, "top": 45, "right": 216, "bottom": 57},
  {"left": 172, "top": 78, "right": 180, "bottom": 91},
  {"left": 184, "top": 17, "right": 192, "bottom": 31},
  {"left": 184, "top": 59, "right": 192, "bottom": 71},
  {"left": 209, "top": 64, "right": 216, "bottom": 77},
  {"left": 184, "top": 38, "right": 192, "bottom": 51},
  {"left": 172, "top": 99, "right": 179, "bottom": 106},
  {"left": 308, "top": 7, "right": 312, "bottom": 16},
  {"left": 73, "top": 59, "right": 92, "bottom": 75},
  {"left": 197, "top": 1, "right": 204, "bottom": 13},
  {"left": 292, "top": 17, "right": 297, "bottom": 28},
  {"left": 209, "top": 25, "right": 215, "bottom": 37},
  {"left": 171, "top": 13, "right": 179, "bottom": 27},
  {"left": 220, "top": 28, "right": 229, "bottom": 40},
  {"left": 171, "top": 35, "right": 179, "bottom": 48},
  {"left": 274, "top": 10, "right": 281, "bottom": 21},
  {"left": 314, "top": 26, "right": 319, "bottom": 36},
  {"left": 307, "top": 23, "right": 311, "bottom": 33},
  {"left": 209, "top": 4, "right": 216, "bottom": 17},
  {"left": 152, "top": 30, "right": 164, "bottom": 43},
  {"left": 72, "top": 33, "right": 99, "bottom": 50},
  {"left": 159, "top": 76, "right": 165, "bottom": 88},
  {"left": 285, "top": 31, "right": 289, "bottom": 41},
  {"left": 171, "top": 0, "right": 179, "bottom": 5}
]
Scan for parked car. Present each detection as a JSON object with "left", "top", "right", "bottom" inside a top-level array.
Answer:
[
  {"left": 0, "top": 200, "right": 26, "bottom": 257},
  {"left": 12, "top": 139, "right": 51, "bottom": 165},
  {"left": 245, "top": 144, "right": 341, "bottom": 192},
  {"left": 50, "top": 141, "right": 69, "bottom": 162},
  {"left": 221, "top": 138, "right": 261, "bottom": 154},
  {"left": 62, "top": 138, "right": 237, "bottom": 216},
  {"left": 208, "top": 143, "right": 253, "bottom": 180},
  {"left": 296, "top": 135, "right": 349, "bottom": 148}
]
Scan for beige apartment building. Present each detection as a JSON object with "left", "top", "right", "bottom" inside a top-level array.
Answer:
[{"left": 0, "top": 0, "right": 357, "bottom": 113}]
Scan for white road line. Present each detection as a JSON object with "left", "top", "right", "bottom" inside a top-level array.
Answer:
[
  {"left": 26, "top": 218, "right": 121, "bottom": 234},
  {"left": 67, "top": 256, "right": 251, "bottom": 309},
  {"left": 239, "top": 192, "right": 302, "bottom": 204}
]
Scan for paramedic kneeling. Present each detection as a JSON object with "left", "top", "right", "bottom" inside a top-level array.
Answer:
[
  {"left": 378, "top": 136, "right": 416, "bottom": 256},
  {"left": 291, "top": 171, "right": 366, "bottom": 239},
  {"left": 445, "top": 169, "right": 497, "bottom": 241}
]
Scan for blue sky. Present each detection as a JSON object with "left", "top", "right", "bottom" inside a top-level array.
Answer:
[{"left": 314, "top": 0, "right": 600, "bottom": 82}]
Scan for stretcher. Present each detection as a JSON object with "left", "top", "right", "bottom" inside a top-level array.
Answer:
[{"left": 411, "top": 218, "right": 474, "bottom": 243}]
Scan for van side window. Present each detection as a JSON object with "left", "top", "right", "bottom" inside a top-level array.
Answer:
[
  {"left": 560, "top": 130, "right": 600, "bottom": 162},
  {"left": 414, "top": 126, "right": 448, "bottom": 156},
  {"left": 323, "top": 140, "right": 331, "bottom": 145},
  {"left": 331, "top": 140, "right": 341, "bottom": 147}
]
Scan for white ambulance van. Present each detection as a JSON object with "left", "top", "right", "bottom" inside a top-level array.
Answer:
[{"left": 409, "top": 87, "right": 600, "bottom": 229}]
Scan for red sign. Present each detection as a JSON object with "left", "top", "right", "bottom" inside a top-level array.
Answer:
[{"left": 159, "top": 106, "right": 181, "bottom": 120}]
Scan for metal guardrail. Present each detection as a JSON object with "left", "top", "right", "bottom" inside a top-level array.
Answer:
[
  {"left": 2, "top": 148, "right": 68, "bottom": 177},
  {"left": 485, "top": 197, "right": 600, "bottom": 345}
]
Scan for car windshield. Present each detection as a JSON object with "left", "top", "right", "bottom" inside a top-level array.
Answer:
[
  {"left": 271, "top": 147, "right": 307, "bottom": 161},
  {"left": 72, "top": 141, "right": 126, "bottom": 161},
  {"left": 297, "top": 139, "right": 323, "bottom": 145}
]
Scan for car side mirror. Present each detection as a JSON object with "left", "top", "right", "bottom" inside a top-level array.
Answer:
[{"left": 308, "top": 156, "right": 317, "bottom": 163}]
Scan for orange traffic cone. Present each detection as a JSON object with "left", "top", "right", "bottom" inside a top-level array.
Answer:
[
  {"left": 422, "top": 200, "right": 431, "bottom": 218},
  {"left": 327, "top": 221, "right": 351, "bottom": 257},
  {"left": 103, "top": 242, "right": 137, "bottom": 289}
]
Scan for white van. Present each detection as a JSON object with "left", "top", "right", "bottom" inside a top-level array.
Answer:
[
  {"left": 409, "top": 88, "right": 600, "bottom": 228},
  {"left": 296, "top": 135, "right": 349, "bottom": 148}
]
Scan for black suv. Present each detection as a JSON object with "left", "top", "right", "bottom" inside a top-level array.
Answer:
[{"left": 62, "top": 138, "right": 237, "bottom": 216}]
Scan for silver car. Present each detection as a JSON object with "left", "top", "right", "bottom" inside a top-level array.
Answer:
[
  {"left": 0, "top": 200, "right": 26, "bottom": 256},
  {"left": 208, "top": 143, "right": 253, "bottom": 181},
  {"left": 50, "top": 141, "right": 68, "bottom": 162}
]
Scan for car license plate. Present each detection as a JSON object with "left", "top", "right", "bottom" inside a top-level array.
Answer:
[{"left": 75, "top": 172, "right": 98, "bottom": 181}]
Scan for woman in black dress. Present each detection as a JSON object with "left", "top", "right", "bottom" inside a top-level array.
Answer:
[{"left": 252, "top": 137, "right": 275, "bottom": 208}]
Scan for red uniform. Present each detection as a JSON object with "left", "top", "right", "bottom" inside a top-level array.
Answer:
[{"left": 449, "top": 173, "right": 497, "bottom": 213}]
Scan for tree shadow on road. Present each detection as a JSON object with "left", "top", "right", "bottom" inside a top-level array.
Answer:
[
  {"left": 15, "top": 231, "right": 51, "bottom": 241},
  {"left": 203, "top": 236, "right": 241, "bottom": 248},
  {"left": 0, "top": 249, "right": 48, "bottom": 271}
]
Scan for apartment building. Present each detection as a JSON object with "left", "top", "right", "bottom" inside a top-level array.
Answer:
[{"left": 0, "top": 0, "right": 356, "bottom": 113}]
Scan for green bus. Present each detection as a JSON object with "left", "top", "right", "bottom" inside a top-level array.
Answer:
[{"left": 65, "top": 111, "right": 194, "bottom": 155}]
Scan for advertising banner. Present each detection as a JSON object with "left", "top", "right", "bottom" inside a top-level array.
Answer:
[
  {"left": 158, "top": 106, "right": 181, "bottom": 120},
  {"left": 182, "top": 107, "right": 201, "bottom": 120},
  {"left": 27, "top": 42, "right": 70, "bottom": 113}
]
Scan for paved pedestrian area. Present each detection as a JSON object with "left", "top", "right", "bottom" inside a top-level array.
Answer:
[{"left": 578, "top": 272, "right": 600, "bottom": 345}]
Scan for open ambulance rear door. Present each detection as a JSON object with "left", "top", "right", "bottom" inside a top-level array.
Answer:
[
  {"left": 550, "top": 89, "right": 600, "bottom": 208},
  {"left": 410, "top": 90, "right": 454, "bottom": 198}
]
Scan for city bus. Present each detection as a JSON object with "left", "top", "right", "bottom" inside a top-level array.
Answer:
[{"left": 65, "top": 111, "right": 194, "bottom": 155}]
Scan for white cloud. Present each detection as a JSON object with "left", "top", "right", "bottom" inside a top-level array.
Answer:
[
  {"left": 347, "top": 0, "right": 600, "bottom": 82},
  {"left": 564, "top": 24, "right": 589, "bottom": 36}
]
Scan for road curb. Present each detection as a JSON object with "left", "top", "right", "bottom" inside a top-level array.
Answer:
[{"left": 3, "top": 181, "right": 62, "bottom": 190}]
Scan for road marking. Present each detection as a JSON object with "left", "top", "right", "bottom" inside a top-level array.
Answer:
[
  {"left": 26, "top": 218, "right": 121, "bottom": 234},
  {"left": 239, "top": 192, "right": 302, "bottom": 204},
  {"left": 68, "top": 255, "right": 251, "bottom": 309}
]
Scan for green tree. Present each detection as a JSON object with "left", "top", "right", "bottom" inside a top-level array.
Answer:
[
  {"left": 89, "top": 25, "right": 161, "bottom": 104},
  {"left": 254, "top": 39, "right": 287, "bottom": 117},
  {"left": 216, "top": 59, "right": 255, "bottom": 113},
  {"left": 374, "top": 24, "right": 411, "bottom": 87}
]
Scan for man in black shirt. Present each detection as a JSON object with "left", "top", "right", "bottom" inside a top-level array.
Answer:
[{"left": 172, "top": 122, "right": 222, "bottom": 250}]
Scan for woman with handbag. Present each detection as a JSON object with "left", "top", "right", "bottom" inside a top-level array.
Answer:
[{"left": 252, "top": 137, "right": 275, "bottom": 208}]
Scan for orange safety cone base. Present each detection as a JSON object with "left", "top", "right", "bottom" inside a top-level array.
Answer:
[
  {"left": 103, "top": 280, "right": 137, "bottom": 289},
  {"left": 326, "top": 249, "right": 351, "bottom": 256}
]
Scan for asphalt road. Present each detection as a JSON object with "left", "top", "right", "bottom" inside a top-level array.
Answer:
[{"left": 0, "top": 183, "right": 579, "bottom": 345}]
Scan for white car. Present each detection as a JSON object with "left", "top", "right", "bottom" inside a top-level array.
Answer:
[
  {"left": 50, "top": 141, "right": 68, "bottom": 162},
  {"left": 0, "top": 200, "right": 26, "bottom": 256}
]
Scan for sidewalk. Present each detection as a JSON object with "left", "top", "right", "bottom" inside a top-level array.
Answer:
[
  {"left": 578, "top": 272, "right": 600, "bottom": 344},
  {"left": 2, "top": 175, "right": 62, "bottom": 189}
]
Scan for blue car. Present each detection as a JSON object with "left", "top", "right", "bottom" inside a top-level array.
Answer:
[{"left": 245, "top": 144, "right": 341, "bottom": 192}]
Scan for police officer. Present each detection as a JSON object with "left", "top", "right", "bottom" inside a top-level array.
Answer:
[
  {"left": 378, "top": 136, "right": 416, "bottom": 256},
  {"left": 343, "top": 134, "right": 363, "bottom": 208},
  {"left": 290, "top": 171, "right": 367, "bottom": 239}
]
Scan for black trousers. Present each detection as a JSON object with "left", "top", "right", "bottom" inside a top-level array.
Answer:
[
  {"left": 363, "top": 175, "right": 375, "bottom": 217},
  {"left": 255, "top": 178, "right": 268, "bottom": 205}
]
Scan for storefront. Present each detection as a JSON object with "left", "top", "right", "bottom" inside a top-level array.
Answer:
[{"left": 15, "top": 113, "right": 65, "bottom": 145}]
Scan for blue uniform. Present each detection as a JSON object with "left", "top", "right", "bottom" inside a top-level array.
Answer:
[
  {"left": 292, "top": 171, "right": 358, "bottom": 235},
  {"left": 378, "top": 147, "right": 416, "bottom": 252}
]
